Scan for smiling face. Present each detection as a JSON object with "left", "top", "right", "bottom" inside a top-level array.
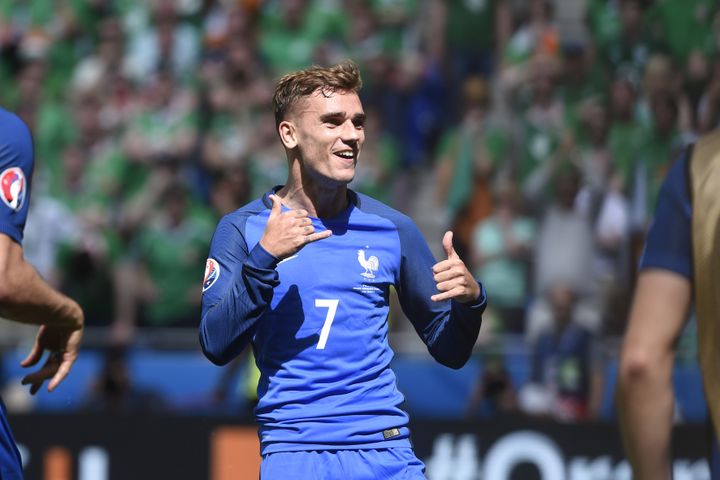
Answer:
[{"left": 280, "top": 89, "right": 366, "bottom": 188}]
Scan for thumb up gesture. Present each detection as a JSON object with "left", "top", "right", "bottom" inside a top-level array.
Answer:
[{"left": 431, "top": 231, "right": 481, "bottom": 303}]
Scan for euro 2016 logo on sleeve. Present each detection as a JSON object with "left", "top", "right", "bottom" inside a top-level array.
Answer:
[
  {"left": 0, "top": 167, "right": 26, "bottom": 211},
  {"left": 203, "top": 258, "right": 220, "bottom": 292}
]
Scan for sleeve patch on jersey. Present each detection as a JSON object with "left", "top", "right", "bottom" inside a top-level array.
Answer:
[
  {"left": 202, "top": 258, "right": 220, "bottom": 292},
  {"left": 0, "top": 167, "right": 26, "bottom": 211}
]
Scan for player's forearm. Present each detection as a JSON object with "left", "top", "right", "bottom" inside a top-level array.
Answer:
[
  {"left": 200, "top": 310, "right": 256, "bottom": 366},
  {"left": 425, "top": 287, "right": 486, "bottom": 369},
  {"left": 200, "top": 287, "right": 268, "bottom": 365},
  {"left": 0, "top": 258, "right": 82, "bottom": 330},
  {"left": 617, "top": 353, "right": 674, "bottom": 480},
  {"left": 616, "top": 270, "right": 690, "bottom": 479}
]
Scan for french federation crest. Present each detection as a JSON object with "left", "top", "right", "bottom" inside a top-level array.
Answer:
[
  {"left": 0, "top": 167, "right": 26, "bottom": 211},
  {"left": 203, "top": 258, "right": 220, "bottom": 292},
  {"left": 357, "top": 248, "right": 378, "bottom": 279}
]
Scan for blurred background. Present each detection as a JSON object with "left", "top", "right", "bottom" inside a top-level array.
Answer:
[{"left": 0, "top": 0, "right": 715, "bottom": 478}]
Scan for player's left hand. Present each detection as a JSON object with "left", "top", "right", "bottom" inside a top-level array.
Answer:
[
  {"left": 431, "top": 231, "right": 481, "bottom": 303},
  {"left": 20, "top": 323, "right": 83, "bottom": 395}
]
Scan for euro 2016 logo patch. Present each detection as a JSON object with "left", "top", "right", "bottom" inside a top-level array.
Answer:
[
  {"left": 0, "top": 167, "right": 26, "bottom": 212},
  {"left": 203, "top": 258, "right": 220, "bottom": 292}
]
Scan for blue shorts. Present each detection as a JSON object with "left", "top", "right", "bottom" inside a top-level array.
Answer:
[
  {"left": 261, "top": 448, "right": 426, "bottom": 480},
  {"left": 0, "top": 400, "right": 22, "bottom": 479}
]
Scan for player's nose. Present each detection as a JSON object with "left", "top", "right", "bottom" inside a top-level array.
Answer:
[{"left": 341, "top": 119, "right": 361, "bottom": 143}]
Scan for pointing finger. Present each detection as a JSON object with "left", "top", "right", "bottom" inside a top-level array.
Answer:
[{"left": 305, "top": 230, "right": 333, "bottom": 244}]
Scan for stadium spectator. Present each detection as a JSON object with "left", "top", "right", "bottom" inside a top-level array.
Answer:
[
  {"left": 122, "top": 180, "right": 213, "bottom": 330},
  {"left": 470, "top": 179, "right": 535, "bottom": 333},
  {"left": 558, "top": 42, "right": 608, "bottom": 138},
  {"left": 434, "top": 75, "right": 509, "bottom": 257},
  {"left": 525, "top": 164, "right": 601, "bottom": 343},
  {"left": 645, "top": 0, "right": 716, "bottom": 66},
  {"left": 608, "top": 75, "right": 643, "bottom": 193},
  {"left": 683, "top": 50, "right": 711, "bottom": 135},
  {"left": 257, "top": 0, "right": 346, "bottom": 76},
  {"left": 521, "top": 282, "right": 601, "bottom": 422},
  {"left": 595, "top": 0, "right": 653, "bottom": 80},
  {"left": 513, "top": 55, "right": 566, "bottom": 190},
  {"left": 698, "top": 57, "right": 720, "bottom": 134},
  {"left": 503, "top": 0, "right": 560, "bottom": 68},
  {"left": 432, "top": 0, "right": 511, "bottom": 119},
  {"left": 466, "top": 353, "right": 517, "bottom": 420},
  {"left": 635, "top": 92, "right": 686, "bottom": 222},
  {"left": 125, "top": 0, "right": 200, "bottom": 84}
]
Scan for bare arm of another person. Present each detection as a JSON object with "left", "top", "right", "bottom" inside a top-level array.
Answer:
[
  {"left": 617, "top": 269, "right": 691, "bottom": 480},
  {"left": 0, "top": 234, "right": 84, "bottom": 394}
]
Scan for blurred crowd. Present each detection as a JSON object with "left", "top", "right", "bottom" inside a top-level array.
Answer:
[{"left": 0, "top": 0, "right": 717, "bottom": 420}]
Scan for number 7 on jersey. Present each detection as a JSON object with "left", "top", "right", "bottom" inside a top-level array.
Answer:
[{"left": 315, "top": 299, "right": 339, "bottom": 349}]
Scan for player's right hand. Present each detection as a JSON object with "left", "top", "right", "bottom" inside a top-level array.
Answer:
[
  {"left": 20, "top": 304, "right": 84, "bottom": 395},
  {"left": 259, "top": 194, "right": 332, "bottom": 260}
]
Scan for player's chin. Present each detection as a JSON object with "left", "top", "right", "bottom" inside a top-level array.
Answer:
[{"left": 333, "top": 168, "right": 356, "bottom": 184}]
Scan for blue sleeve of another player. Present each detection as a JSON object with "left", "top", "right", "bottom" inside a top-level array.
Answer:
[
  {"left": 199, "top": 215, "right": 280, "bottom": 365},
  {"left": 0, "top": 109, "right": 34, "bottom": 243},
  {"left": 639, "top": 152, "right": 692, "bottom": 279},
  {"left": 395, "top": 217, "right": 487, "bottom": 369}
]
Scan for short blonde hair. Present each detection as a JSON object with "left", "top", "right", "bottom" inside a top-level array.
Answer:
[{"left": 272, "top": 61, "right": 362, "bottom": 127}]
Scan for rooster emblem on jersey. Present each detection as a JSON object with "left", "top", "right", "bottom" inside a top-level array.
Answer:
[{"left": 357, "top": 249, "right": 379, "bottom": 279}]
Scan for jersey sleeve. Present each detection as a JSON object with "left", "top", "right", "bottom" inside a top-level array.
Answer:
[
  {"left": 199, "top": 215, "right": 280, "bottom": 365},
  {"left": 394, "top": 216, "right": 487, "bottom": 369},
  {"left": 0, "top": 110, "right": 34, "bottom": 243},
  {"left": 639, "top": 151, "right": 692, "bottom": 279}
]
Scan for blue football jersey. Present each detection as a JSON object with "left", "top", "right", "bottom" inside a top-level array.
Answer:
[
  {"left": 0, "top": 107, "right": 34, "bottom": 479},
  {"left": 200, "top": 189, "right": 486, "bottom": 454}
]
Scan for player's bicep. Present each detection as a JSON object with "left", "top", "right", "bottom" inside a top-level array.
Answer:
[
  {"left": 622, "top": 270, "right": 692, "bottom": 359},
  {"left": 0, "top": 233, "right": 22, "bottom": 286},
  {"left": 395, "top": 219, "right": 442, "bottom": 319},
  {"left": 0, "top": 112, "right": 34, "bottom": 243}
]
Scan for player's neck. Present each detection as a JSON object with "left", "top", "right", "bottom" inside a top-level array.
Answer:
[{"left": 276, "top": 180, "right": 349, "bottom": 219}]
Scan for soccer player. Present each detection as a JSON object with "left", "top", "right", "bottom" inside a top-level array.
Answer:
[
  {"left": 0, "top": 107, "right": 85, "bottom": 478},
  {"left": 199, "top": 61, "right": 486, "bottom": 478},
  {"left": 617, "top": 133, "right": 720, "bottom": 479}
]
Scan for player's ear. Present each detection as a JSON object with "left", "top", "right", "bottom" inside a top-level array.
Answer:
[{"left": 278, "top": 120, "right": 298, "bottom": 149}]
